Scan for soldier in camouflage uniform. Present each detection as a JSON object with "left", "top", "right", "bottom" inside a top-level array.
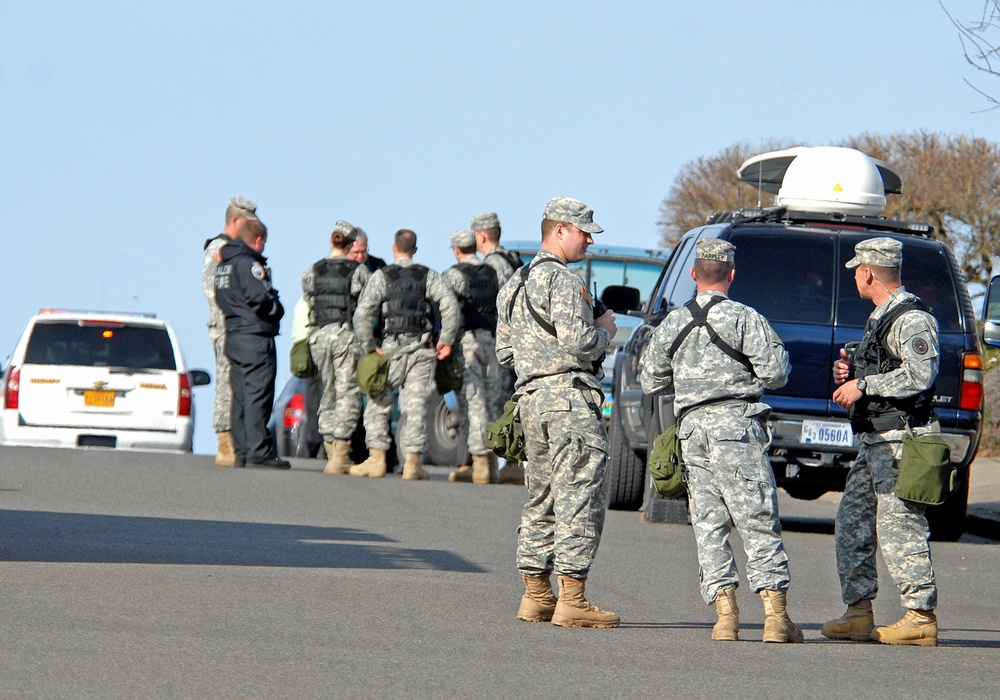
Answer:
[
  {"left": 495, "top": 197, "right": 620, "bottom": 628},
  {"left": 472, "top": 211, "right": 524, "bottom": 485},
  {"left": 640, "top": 238, "right": 803, "bottom": 643},
  {"left": 350, "top": 229, "right": 460, "bottom": 481},
  {"left": 301, "top": 221, "right": 371, "bottom": 475},
  {"left": 824, "top": 237, "right": 941, "bottom": 647},
  {"left": 442, "top": 228, "right": 501, "bottom": 484},
  {"left": 202, "top": 195, "right": 259, "bottom": 467}
]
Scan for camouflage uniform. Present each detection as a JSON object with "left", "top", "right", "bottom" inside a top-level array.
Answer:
[
  {"left": 496, "top": 246, "right": 611, "bottom": 578},
  {"left": 301, "top": 255, "right": 370, "bottom": 442},
  {"left": 640, "top": 268, "right": 793, "bottom": 603},
  {"left": 835, "top": 288, "right": 939, "bottom": 611},
  {"left": 203, "top": 234, "right": 232, "bottom": 433},
  {"left": 353, "top": 258, "right": 460, "bottom": 453}
]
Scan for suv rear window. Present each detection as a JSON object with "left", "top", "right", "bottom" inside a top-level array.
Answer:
[{"left": 24, "top": 322, "right": 177, "bottom": 370}]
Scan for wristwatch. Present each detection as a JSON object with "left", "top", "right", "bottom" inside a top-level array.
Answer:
[{"left": 856, "top": 378, "right": 868, "bottom": 394}]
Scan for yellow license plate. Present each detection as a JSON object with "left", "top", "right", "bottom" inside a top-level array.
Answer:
[{"left": 84, "top": 390, "right": 116, "bottom": 407}]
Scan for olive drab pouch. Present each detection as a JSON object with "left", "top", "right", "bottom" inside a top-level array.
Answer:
[
  {"left": 356, "top": 351, "right": 390, "bottom": 395},
  {"left": 485, "top": 399, "right": 525, "bottom": 462},
  {"left": 434, "top": 352, "right": 464, "bottom": 394},
  {"left": 896, "top": 428, "right": 955, "bottom": 506},
  {"left": 648, "top": 424, "right": 686, "bottom": 499},
  {"left": 290, "top": 338, "right": 315, "bottom": 379}
]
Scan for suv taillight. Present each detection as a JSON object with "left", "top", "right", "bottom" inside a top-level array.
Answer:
[
  {"left": 284, "top": 393, "right": 306, "bottom": 429},
  {"left": 3, "top": 366, "right": 20, "bottom": 410},
  {"left": 178, "top": 373, "right": 193, "bottom": 417},
  {"left": 959, "top": 352, "right": 984, "bottom": 411}
]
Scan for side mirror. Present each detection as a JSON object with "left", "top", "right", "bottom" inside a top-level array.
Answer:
[
  {"left": 601, "top": 285, "right": 641, "bottom": 314},
  {"left": 190, "top": 369, "right": 212, "bottom": 386},
  {"left": 983, "top": 276, "right": 1000, "bottom": 348}
]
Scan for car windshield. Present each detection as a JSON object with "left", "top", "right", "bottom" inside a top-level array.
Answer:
[
  {"left": 24, "top": 321, "right": 177, "bottom": 370},
  {"left": 570, "top": 258, "right": 665, "bottom": 306}
]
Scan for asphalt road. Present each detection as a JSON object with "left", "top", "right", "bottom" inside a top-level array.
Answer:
[{"left": 1, "top": 446, "right": 998, "bottom": 699}]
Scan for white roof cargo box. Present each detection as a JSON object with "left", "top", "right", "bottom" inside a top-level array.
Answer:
[{"left": 737, "top": 146, "right": 902, "bottom": 217}]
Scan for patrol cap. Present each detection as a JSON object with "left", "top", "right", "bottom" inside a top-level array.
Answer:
[
  {"left": 845, "top": 237, "right": 902, "bottom": 269},
  {"left": 470, "top": 212, "right": 500, "bottom": 231},
  {"left": 542, "top": 196, "right": 603, "bottom": 234},
  {"left": 449, "top": 228, "right": 476, "bottom": 247},
  {"left": 228, "top": 195, "right": 259, "bottom": 221},
  {"left": 695, "top": 238, "right": 735, "bottom": 263},
  {"left": 332, "top": 220, "right": 358, "bottom": 242}
]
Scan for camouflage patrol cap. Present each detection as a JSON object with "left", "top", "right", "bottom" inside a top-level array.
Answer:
[
  {"left": 542, "top": 196, "right": 603, "bottom": 234},
  {"left": 228, "top": 195, "right": 259, "bottom": 221},
  {"left": 695, "top": 238, "right": 735, "bottom": 263},
  {"left": 332, "top": 220, "right": 358, "bottom": 242},
  {"left": 846, "top": 237, "right": 902, "bottom": 269},
  {"left": 470, "top": 212, "right": 500, "bottom": 231},
  {"left": 449, "top": 228, "right": 476, "bottom": 247}
]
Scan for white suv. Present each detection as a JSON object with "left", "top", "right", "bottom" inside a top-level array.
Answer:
[{"left": 0, "top": 310, "right": 210, "bottom": 452}]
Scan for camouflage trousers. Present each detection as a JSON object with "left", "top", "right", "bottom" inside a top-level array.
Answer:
[
  {"left": 309, "top": 322, "right": 363, "bottom": 442},
  {"left": 516, "top": 384, "right": 609, "bottom": 579},
  {"left": 835, "top": 429, "right": 937, "bottom": 610},
  {"left": 455, "top": 329, "right": 499, "bottom": 456},
  {"left": 680, "top": 404, "right": 791, "bottom": 605},
  {"left": 210, "top": 328, "right": 231, "bottom": 433},
  {"left": 363, "top": 336, "right": 436, "bottom": 454}
]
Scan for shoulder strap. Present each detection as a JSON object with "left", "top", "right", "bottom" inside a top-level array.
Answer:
[
  {"left": 667, "top": 296, "right": 753, "bottom": 373},
  {"left": 506, "top": 257, "right": 564, "bottom": 337}
]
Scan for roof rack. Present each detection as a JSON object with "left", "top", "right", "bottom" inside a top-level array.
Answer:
[
  {"left": 705, "top": 207, "right": 934, "bottom": 238},
  {"left": 38, "top": 308, "right": 159, "bottom": 319}
]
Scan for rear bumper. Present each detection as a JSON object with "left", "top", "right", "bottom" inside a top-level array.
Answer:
[{"left": 0, "top": 412, "right": 194, "bottom": 453}]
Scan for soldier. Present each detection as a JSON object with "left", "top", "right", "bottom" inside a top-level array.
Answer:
[
  {"left": 639, "top": 238, "right": 803, "bottom": 643},
  {"left": 495, "top": 197, "right": 619, "bottom": 628},
  {"left": 214, "top": 219, "right": 288, "bottom": 469},
  {"left": 301, "top": 221, "right": 371, "bottom": 475},
  {"left": 824, "top": 237, "right": 941, "bottom": 647},
  {"left": 441, "top": 228, "right": 501, "bottom": 484},
  {"left": 203, "top": 195, "right": 258, "bottom": 467},
  {"left": 350, "top": 229, "right": 460, "bottom": 480},
  {"left": 472, "top": 211, "right": 524, "bottom": 485}
]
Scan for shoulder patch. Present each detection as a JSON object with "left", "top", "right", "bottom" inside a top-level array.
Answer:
[
  {"left": 580, "top": 284, "right": 593, "bottom": 305},
  {"left": 911, "top": 337, "right": 929, "bottom": 355},
  {"left": 251, "top": 262, "right": 265, "bottom": 281}
]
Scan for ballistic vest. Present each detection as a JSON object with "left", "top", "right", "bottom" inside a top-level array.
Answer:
[
  {"left": 381, "top": 264, "right": 432, "bottom": 336},
  {"left": 849, "top": 297, "right": 937, "bottom": 433},
  {"left": 455, "top": 263, "right": 499, "bottom": 331},
  {"left": 308, "top": 258, "right": 360, "bottom": 327}
]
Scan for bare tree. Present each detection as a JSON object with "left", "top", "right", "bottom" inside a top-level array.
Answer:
[{"left": 941, "top": 1, "right": 1000, "bottom": 109}]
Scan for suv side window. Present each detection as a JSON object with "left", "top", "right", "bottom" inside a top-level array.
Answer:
[
  {"left": 653, "top": 235, "right": 696, "bottom": 314},
  {"left": 728, "top": 230, "right": 836, "bottom": 324}
]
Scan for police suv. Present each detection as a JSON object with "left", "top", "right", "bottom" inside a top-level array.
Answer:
[{"left": 608, "top": 147, "right": 983, "bottom": 541}]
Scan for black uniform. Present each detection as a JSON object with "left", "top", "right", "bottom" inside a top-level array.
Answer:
[{"left": 215, "top": 238, "right": 286, "bottom": 466}]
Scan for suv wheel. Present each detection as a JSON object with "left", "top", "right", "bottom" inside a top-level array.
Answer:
[
  {"left": 395, "top": 395, "right": 468, "bottom": 468},
  {"left": 607, "top": 404, "right": 645, "bottom": 510}
]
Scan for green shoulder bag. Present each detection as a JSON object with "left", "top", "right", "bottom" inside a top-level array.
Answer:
[
  {"left": 485, "top": 399, "right": 525, "bottom": 462},
  {"left": 896, "top": 429, "right": 955, "bottom": 506},
  {"left": 648, "top": 423, "right": 686, "bottom": 499}
]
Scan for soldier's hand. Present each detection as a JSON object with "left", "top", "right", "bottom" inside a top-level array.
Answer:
[
  {"left": 436, "top": 342, "right": 452, "bottom": 360},
  {"left": 833, "top": 347, "right": 852, "bottom": 385},
  {"left": 832, "top": 380, "right": 862, "bottom": 409},
  {"left": 595, "top": 309, "right": 617, "bottom": 338},
  {"left": 375, "top": 346, "right": 386, "bottom": 356}
]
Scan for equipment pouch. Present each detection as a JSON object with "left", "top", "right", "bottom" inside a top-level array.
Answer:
[
  {"left": 648, "top": 423, "right": 686, "bottom": 499},
  {"left": 356, "top": 351, "right": 390, "bottom": 395},
  {"left": 896, "top": 429, "right": 955, "bottom": 506},
  {"left": 485, "top": 398, "right": 525, "bottom": 462},
  {"left": 290, "top": 338, "right": 314, "bottom": 379}
]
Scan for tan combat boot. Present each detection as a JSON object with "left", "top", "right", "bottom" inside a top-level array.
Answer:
[
  {"left": 401, "top": 452, "right": 430, "bottom": 481},
  {"left": 870, "top": 609, "right": 938, "bottom": 647},
  {"left": 497, "top": 459, "right": 525, "bottom": 485},
  {"left": 323, "top": 440, "right": 354, "bottom": 475},
  {"left": 760, "top": 589, "right": 804, "bottom": 643},
  {"left": 712, "top": 585, "right": 740, "bottom": 641},
  {"left": 517, "top": 575, "right": 558, "bottom": 623},
  {"left": 448, "top": 464, "right": 473, "bottom": 482},
  {"left": 471, "top": 454, "right": 496, "bottom": 484},
  {"left": 349, "top": 449, "right": 387, "bottom": 478},
  {"left": 215, "top": 431, "right": 236, "bottom": 467},
  {"left": 551, "top": 575, "right": 620, "bottom": 628},
  {"left": 821, "top": 599, "right": 875, "bottom": 641}
]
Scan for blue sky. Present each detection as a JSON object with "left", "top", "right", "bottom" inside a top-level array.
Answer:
[{"left": 2, "top": 1, "right": 997, "bottom": 454}]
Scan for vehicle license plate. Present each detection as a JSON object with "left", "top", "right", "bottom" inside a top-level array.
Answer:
[
  {"left": 800, "top": 419, "right": 854, "bottom": 447},
  {"left": 84, "top": 390, "right": 116, "bottom": 408}
]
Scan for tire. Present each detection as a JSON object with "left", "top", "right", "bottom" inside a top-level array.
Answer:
[
  {"left": 424, "top": 394, "right": 468, "bottom": 467},
  {"left": 926, "top": 468, "right": 970, "bottom": 542},
  {"left": 783, "top": 486, "right": 827, "bottom": 501},
  {"left": 607, "top": 403, "right": 645, "bottom": 510}
]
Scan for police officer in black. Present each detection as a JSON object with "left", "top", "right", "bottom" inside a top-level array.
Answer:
[{"left": 215, "top": 218, "right": 289, "bottom": 469}]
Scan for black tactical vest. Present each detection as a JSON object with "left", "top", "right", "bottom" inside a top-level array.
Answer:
[
  {"left": 485, "top": 248, "right": 523, "bottom": 272},
  {"left": 849, "top": 297, "right": 936, "bottom": 433},
  {"left": 381, "top": 264, "right": 432, "bottom": 336},
  {"left": 308, "top": 258, "right": 360, "bottom": 327},
  {"left": 456, "top": 263, "right": 499, "bottom": 331}
]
